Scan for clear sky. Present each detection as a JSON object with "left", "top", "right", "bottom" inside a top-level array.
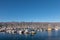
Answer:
[{"left": 0, "top": 0, "right": 60, "bottom": 22}]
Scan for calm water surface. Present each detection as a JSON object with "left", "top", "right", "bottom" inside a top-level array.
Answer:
[{"left": 0, "top": 30, "right": 60, "bottom": 40}]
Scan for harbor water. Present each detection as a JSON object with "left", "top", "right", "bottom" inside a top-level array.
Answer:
[{"left": 0, "top": 30, "right": 60, "bottom": 40}]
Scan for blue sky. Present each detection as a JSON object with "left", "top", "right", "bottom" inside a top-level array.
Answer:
[{"left": 0, "top": 0, "right": 60, "bottom": 22}]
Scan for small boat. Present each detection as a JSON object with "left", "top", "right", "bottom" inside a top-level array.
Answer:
[
  {"left": 18, "top": 30, "right": 24, "bottom": 34},
  {"left": 30, "top": 31, "right": 36, "bottom": 34},
  {"left": 24, "top": 29, "right": 29, "bottom": 34},
  {"left": 55, "top": 28, "right": 58, "bottom": 31}
]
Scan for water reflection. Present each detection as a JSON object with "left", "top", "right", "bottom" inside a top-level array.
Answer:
[
  {"left": 0, "top": 30, "right": 60, "bottom": 40},
  {"left": 48, "top": 31, "right": 52, "bottom": 36}
]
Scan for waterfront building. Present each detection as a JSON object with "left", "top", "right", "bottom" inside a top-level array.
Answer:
[{"left": 47, "top": 24, "right": 52, "bottom": 31}]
